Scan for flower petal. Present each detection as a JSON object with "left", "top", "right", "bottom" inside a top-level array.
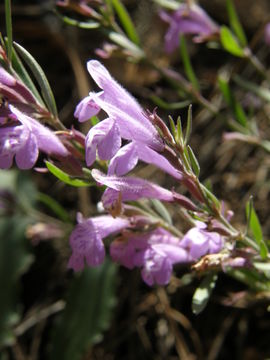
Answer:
[{"left": 15, "top": 132, "right": 38, "bottom": 169}]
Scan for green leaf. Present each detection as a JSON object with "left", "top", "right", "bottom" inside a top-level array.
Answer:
[
  {"left": 179, "top": 35, "right": 200, "bottom": 91},
  {"left": 218, "top": 75, "right": 247, "bottom": 127},
  {"left": 58, "top": 14, "right": 100, "bottom": 29},
  {"left": 0, "top": 216, "right": 33, "bottom": 347},
  {"left": 152, "top": 0, "right": 180, "bottom": 10},
  {"left": 13, "top": 42, "right": 58, "bottom": 117},
  {"left": 201, "top": 184, "right": 221, "bottom": 210},
  {"left": 218, "top": 75, "right": 231, "bottom": 104},
  {"left": 111, "top": 0, "right": 140, "bottom": 45},
  {"left": 150, "top": 95, "right": 190, "bottom": 110},
  {"left": 107, "top": 31, "right": 144, "bottom": 59},
  {"left": 91, "top": 115, "right": 100, "bottom": 126},
  {"left": 49, "top": 260, "right": 117, "bottom": 360},
  {"left": 11, "top": 47, "right": 44, "bottom": 105},
  {"left": 37, "top": 192, "right": 71, "bottom": 222},
  {"left": 187, "top": 145, "right": 200, "bottom": 177},
  {"left": 168, "top": 115, "right": 176, "bottom": 138},
  {"left": 150, "top": 199, "right": 172, "bottom": 225},
  {"left": 245, "top": 200, "right": 268, "bottom": 259},
  {"left": 5, "top": 0, "right": 12, "bottom": 61},
  {"left": 184, "top": 104, "right": 192, "bottom": 145},
  {"left": 226, "top": 0, "right": 247, "bottom": 46},
  {"left": 220, "top": 25, "right": 245, "bottom": 57},
  {"left": 234, "top": 74, "right": 270, "bottom": 102},
  {"left": 46, "top": 161, "right": 93, "bottom": 187},
  {"left": 176, "top": 115, "right": 183, "bottom": 145},
  {"left": 192, "top": 274, "right": 218, "bottom": 314}
]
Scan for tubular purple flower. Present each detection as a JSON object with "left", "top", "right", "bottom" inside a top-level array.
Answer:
[
  {"left": 0, "top": 66, "right": 38, "bottom": 104},
  {"left": 91, "top": 169, "right": 175, "bottom": 208},
  {"left": 264, "top": 22, "right": 270, "bottom": 46},
  {"left": 181, "top": 221, "right": 223, "bottom": 259},
  {"left": 85, "top": 118, "right": 121, "bottom": 166},
  {"left": 110, "top": 228, "right": 190, "bottom": 286},
  {"left": 74, "top": 60, "right": 164, "bottom": 163},
  {"left": 74, "top": 94, "right": 100, "bottom": 122},
  {"left": 108, "top": 142, "right": 183, "bottom": 179},
  {"left": 0, "top": 105, "right": 68, "bottom": 169},
  {"left": 68, "top": 213, "right": 130, "bottom": 271},
  {"left": 160, "top": 3, "right": 219, "bottom": 53}
]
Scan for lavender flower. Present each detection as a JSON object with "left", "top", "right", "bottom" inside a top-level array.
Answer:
[
  {"left": 0, "top": 66, "right": 38, "bottom": 105},
  {"left": 110, "top": 228, "right": 190, "bottom": 286},
  {"left": 264, "top": 22, "right": 270, "bottom": 46},
  {"left": 0, "top": 105, "right": 68, "bottom": 169},
  {"left": 160, "top": 3, "right": 219, "bottom": 53},
  {"left": 181, "top": 221, "right": 223, "bottom": 259},
  {"left": 91, "top": 169, "right": 193, "bottom": 210},
  {"left": 68, "top": 213, "right": 130, "bottom": 271},
  {"left": 107, "top": 141, "right": 183, "bottom": 179},
  {"left": 74, "top": 60, "right": 164, "bottom": 166}
]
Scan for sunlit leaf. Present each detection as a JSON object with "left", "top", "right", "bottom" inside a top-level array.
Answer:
[
  {"left": 13, "top": 42, "right": 58, "bottom": 117},
  {"left": 111, "top": 0, "right": 140, "bottom": 45},
  {"left": 46, "top": 161, "right": 93, "bottom": 187},
  {"left": 192, "top": 273, "right": 218, "bottom": 314},
  {"left": 220, "top": 26, "right": 245, "bottom": 57}
]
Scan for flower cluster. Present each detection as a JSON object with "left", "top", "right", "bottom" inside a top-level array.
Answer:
[
  {"left": 69, "top": 60, "right": 230, "bottom": 285},
  {"left": 160, "top": 3, "right": 219, "bottom": 53},
  {"left": 0, "top": 64, "right": 68, "bottom": 169}
]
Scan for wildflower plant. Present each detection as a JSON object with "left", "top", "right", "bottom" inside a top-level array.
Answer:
[{"left": 1, "top": 0, "right": 270, "bottom": 358}]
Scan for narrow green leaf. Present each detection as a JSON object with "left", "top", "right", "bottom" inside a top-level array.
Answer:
[
  {"left": 150, "top": 199, "right": 172, "bottom": 225},
  {"left": 13, "top": 42, "right": 58, "bottom": 117},
  {"left": 58, "top": 13, "right": 100, "bottom": 29},
  {"left": 150, "top": 95, "right": 190, "bottom": 110},
  {"left": 192, "top": 273, "right": 218, "bottom": 314},
  {"left": 91, "top": 115, "right": 100, "bottom": 126},
  {"left": 111, "top": 0, "right": 140, "bottom": 45},
  {"left": 107, "top": 31, "right": 144, "bottom": 59},
  {"left": 46, "top": 161, "right": 93, "bottom": 187},
  {"left": 187, "top": 145, "right": 200, "bottom": 177},
  {"left": 5, "top": 0, "right": 12, "bottom": 61},
  {"left": 220, "top": 26, "right": 245, "bottom": 57},
  {"left": 226, "top": 0, "right": 247, "bottom": 46},
  {"left": 37, "top": 192, "right": 71, "bottom": 222},
  {"left": 152, "top": 0, "right": 180, "bottom": 10},
  {"left": 168, "top": 115, "right": 176, "bottom": 137},
  {"left": 234, "top": 74, "right": 270, "bottom": 102},
  {"left": 184, "top": 104, "right": 192, "bottom": 145},
  {"left": 11, "top": 47, "right": 44, "bottom": 105},
  {"left": 218, "top": 75, "right": 247, "bottom": 126},
  {"left": 218, "top": 75, "right": 231, "bottom": 104},
  {"left": 234, "top": 101, "right": 248, "bottom": 127},
  {"left": 176, "top": 115, "right": 183, "bottom": 144},
  {"left": 245, "top": 200, "right": 268, "bottom": 259},
  {"left": 201, "top": 184, "right": 221, "bottom": 210},
  {"left": 50, "top": 261, "right": 117, "bottom": 360},
  {"left": 180, "top": 35, "right": 200, "bottom": 91}
]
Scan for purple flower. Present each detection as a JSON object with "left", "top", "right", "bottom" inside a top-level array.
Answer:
[
  {"left": 108, "top": 141, "right": 183, "bottom": 179},
  {"left": 85, "top": 118, "right": 121, "bottom": 166},
  {"left": 110, "top": 228, "right": 190, "bottom": 286},
  {"left": 68, "top": 213, "right": 130, "bottom": 271},
  {"left": 160, "top": 3, "right": 219, "bottom": 53},
  {"left": 92, "top": 169, "right": 174, "bottom": 208},
  {"left": 0, "top": 105, "right": 68, "bottom": 169},
  {"left": 0, "top": 66, "right": 38, "bottom": 104},
  {"left": 74, "top": 60, "right": 164, "bottom": 163},
  {"left": 181, "top": 221, "right": 223, "bottom": 259},
  {"left": 264, "top": 22, "right": 270, "bottom": 46}
]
